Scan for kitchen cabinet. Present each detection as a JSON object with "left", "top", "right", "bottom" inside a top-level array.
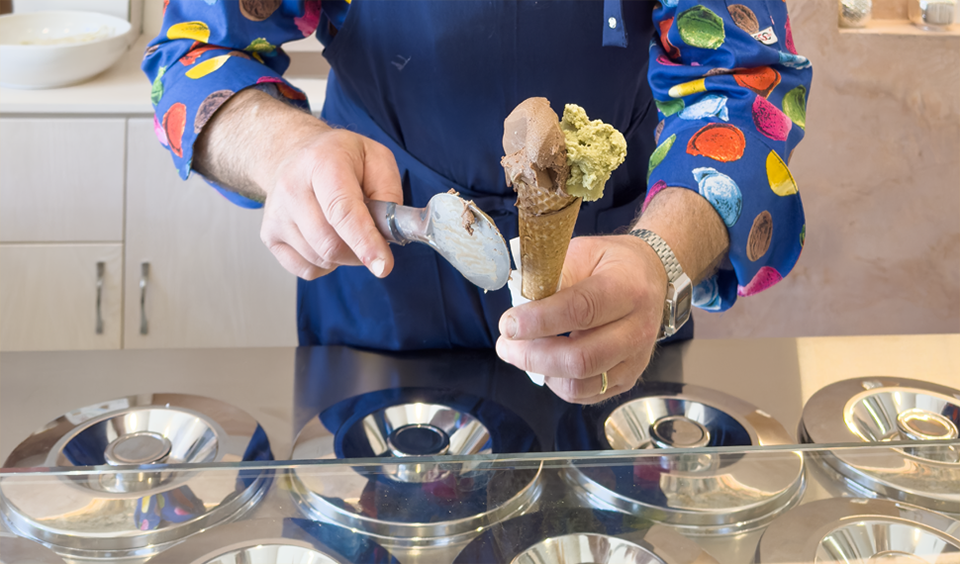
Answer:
[
  {"left": 123, "top": 119, "right": 297, "bottom": 349},
  {"left": 0, "top": 244, "right": 122, "bottom": 351},
  {"left": 0, "top": 117, "right": 127, "bottom": 352},
  {"left": 0, "top": 118, "right": 125, "bottom": 243},
  {"left": 0, "top": 117, "right": 297, "bottom": 351},
  {"left": 0, "top": 34, "right": 323, "bottom": 351}
]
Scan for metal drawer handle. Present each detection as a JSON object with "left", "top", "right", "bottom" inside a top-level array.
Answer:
[
  {"left": 140, "top": 262, "right": 150, "bottom": 335},
  {"left": 95, "top": 262, "right": 105, "bottom": 335}
]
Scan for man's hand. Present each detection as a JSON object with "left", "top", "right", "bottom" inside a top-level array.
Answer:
[
  {"left": 195, "top": 88, "right": 403, "bottom": 280},
  {"left": 496, "top": 235, "right": 668, "bottom": 403},
  {"left": 496, "top": 187, "right": 730, "bottom": 404},
  {"left": 259, "top": 127, "right": 402, "bottom": 280}
]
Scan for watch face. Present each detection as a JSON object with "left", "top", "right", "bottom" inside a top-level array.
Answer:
[{"left": 665, "top": 275, "right": 693, "bottom": 337}]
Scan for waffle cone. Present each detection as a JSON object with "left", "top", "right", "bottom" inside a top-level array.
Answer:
[
  {"left": 515, "top": 175, "right": 576, "bottom": 215},
  {"left": 519, "top": 192, "right": 582, "bottom": 300}
]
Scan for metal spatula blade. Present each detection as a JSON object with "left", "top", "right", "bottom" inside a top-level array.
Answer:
[{"left": 367, "top": 193, "right": 510, "bottom": 291}]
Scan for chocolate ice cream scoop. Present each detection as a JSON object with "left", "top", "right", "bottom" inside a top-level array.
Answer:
[
  {"left": 501, "top": 97, "right": 571, "bottom": 210},
  {"left": 501, "top": 98, "right": 579, "bottom": 300}
]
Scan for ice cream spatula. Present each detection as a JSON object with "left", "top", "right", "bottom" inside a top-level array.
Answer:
[{"left": 366, "top": 193, "right": 510, "bottom": 291}]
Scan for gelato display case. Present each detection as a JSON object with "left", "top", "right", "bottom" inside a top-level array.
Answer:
[
  {"left": 1, "top": 339, "right": 958, "bottom": 564},
  {"left": 1, "top": 394, "right": 272, "bottom": 561}
]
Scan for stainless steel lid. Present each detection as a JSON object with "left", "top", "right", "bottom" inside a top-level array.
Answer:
[
  {"left": 510, "top": 533, "right": 665, "bottom": 564},
  {"left": 756, "top": 498, "right": 960, "bottom": 563},
  {"left": 0, "top": 531, "right": 65, "bottom": 564},
  {"left": 1, "top": 393, "right": 272, "bottom": 559},
  {"left": 148, "top": 518, "right": 397, "bottom": 564},
  {"left": 290, "top": 401, "right": 542, "bottom": 547},
  {"left": 347, "top": 403, "right": 493, "bottom": 468},
  {"left": 800, "top": 377, "right": 960, "bottom": 513},
  {"left": 564, "top": 383, "right": 805, "bottom": 535},
  {"left": 452, "top": 509, "right": 718, "bottom": 564}
]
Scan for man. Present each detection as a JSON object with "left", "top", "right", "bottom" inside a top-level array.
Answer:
[{"left": 144, "top": 0, "right": 810, "bottom": 405}]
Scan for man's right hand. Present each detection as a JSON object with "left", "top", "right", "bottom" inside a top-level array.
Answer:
[{"left": 194, "top": 88, "right": 403, "bottom": 281}]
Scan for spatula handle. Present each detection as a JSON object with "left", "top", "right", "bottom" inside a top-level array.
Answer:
[
  {"left": 366, "top": 200, "right": 405, "bottom": 245},
  {"left": 366, "top": 199, "right": 426, "bottom": 245}
]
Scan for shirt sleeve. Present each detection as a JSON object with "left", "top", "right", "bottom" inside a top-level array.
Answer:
[
  {"left": 141, "top": 0, "right": 321, "bottom": 209},
  {"left": 645, "top": 0, "right": 811, "bottom": 311}
]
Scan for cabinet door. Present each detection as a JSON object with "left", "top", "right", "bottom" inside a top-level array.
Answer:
[
  {"left": 123, "top": 119, "right": 297, "bottom": 349},
  {"left": 0, "top": 118, "right": 125, "bottom": 243},
  {"left": 0, "top": 244, "right": 122, "bottom": 351}
]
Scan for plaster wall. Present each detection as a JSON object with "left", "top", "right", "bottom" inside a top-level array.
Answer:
[{"left": 695, "top": 0, "right": 960, "bottom": 338}]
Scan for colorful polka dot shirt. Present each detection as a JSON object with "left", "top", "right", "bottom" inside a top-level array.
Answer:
[{"left": 143, "top": 0, "right": 811, "bottom": 314}]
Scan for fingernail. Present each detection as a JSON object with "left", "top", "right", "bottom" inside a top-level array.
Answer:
[
  {"left": 495, "top": 337, "right": 510, "bottom": 361},
  {"left": 502, "top": 315, "right": 518, "bottom": 339},
  {"left": 370, "top": 258, "right": 386, "bottom": 277}
]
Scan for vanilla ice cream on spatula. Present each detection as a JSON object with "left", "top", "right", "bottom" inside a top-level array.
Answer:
[
  {"left": 501, "top": 98, "right": 627, "bottom": 384},
  {"left": 366, "top": 193, "right": 510, "bottom": 291}
]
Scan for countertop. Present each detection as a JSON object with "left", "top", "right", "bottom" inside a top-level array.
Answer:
[
  {"left": 2, "top": 333, "right": 957, "bottom": 464},
  {"left": 0, "top": 35, "right": 330, "bottom": 115}
]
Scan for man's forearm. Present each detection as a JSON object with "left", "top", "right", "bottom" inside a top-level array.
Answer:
[
  {"left": 633, "top": 187, "right": 729, "bottom": 285},
  {"left": 194, "top": 88, "right": 329, "bottom": 201}
]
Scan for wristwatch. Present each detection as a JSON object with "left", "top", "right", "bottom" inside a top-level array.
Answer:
[{"left": 629, "top": 228, "right": 692, "bottom": 340}]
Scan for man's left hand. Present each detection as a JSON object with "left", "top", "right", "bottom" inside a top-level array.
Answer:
[{"left": 495, "top": 234, "right": 668, "bottom": 404}]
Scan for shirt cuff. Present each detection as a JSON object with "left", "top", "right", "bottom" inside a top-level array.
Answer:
[
  {"left": 645, "top": 122, "right": 805, "bottom": 312},
  {"left": 151, "top": 48, "right": 311, "bottom": 208}
]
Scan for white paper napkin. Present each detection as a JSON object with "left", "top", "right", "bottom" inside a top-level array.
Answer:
[{"left": 506, "top": 237, "right": 546, "bottom": 386}]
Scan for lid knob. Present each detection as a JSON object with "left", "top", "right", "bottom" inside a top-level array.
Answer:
[
  {"left": 387, "top": 424, "right": 451, "bottom": 457},
  {"left": 650, "top": 415, "right": 711, "bottom": 449},
  {"left": 896, "top": 409, "right": 959, "bottom": 442},
  {"left": 104, "top": 431, "right": 172, "bottom": 465}
]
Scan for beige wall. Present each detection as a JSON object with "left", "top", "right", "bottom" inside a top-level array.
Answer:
[{"left": 695, "top": 0, "right": 960, "bottom": 339}]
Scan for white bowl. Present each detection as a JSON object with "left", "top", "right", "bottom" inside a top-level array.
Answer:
[{"left": 0, "top": 11, "right": 133, "bottom": 89}]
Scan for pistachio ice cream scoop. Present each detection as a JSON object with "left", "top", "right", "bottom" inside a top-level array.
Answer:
[{"left": 561, "top": 104, "right": 627, "bottom": 201}]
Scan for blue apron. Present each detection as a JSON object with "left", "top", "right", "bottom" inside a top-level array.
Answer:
[{"left": 300, "top": 1, "right": 663, "bottom": 350}]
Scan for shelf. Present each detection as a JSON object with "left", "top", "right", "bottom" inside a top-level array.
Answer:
[{"left": 840, "top": 18, "right": 960, "bottom": 35}]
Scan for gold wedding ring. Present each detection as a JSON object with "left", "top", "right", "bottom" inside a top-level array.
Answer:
[{"left": 600, "top": 371, "right": 608, "bottom": 395}]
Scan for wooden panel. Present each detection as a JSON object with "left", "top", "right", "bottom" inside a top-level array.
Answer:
[
  {"left": 123, "top": 118, "right": 297, "bottom": 349},
  {"left": 695, "top": 0, "right": 960, "bottom": 339},
  {"left": 0, "top": 244, "right": 122, "bottom": 351},
  {"left": 0, "top": 118, "right": 125, "bottom": 242}
]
